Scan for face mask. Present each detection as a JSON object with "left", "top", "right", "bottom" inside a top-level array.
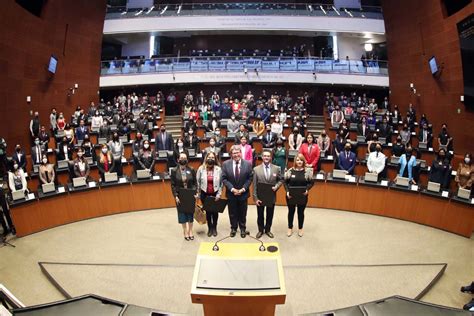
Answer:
[
  {"left": 16, "top": 148, "right": 21, "bottom": 152},
  {"left": 13, "top": 164, "right": 18, "bottom": 170},
  {"left": 322, "top": 133, "right": 326, "bottom": 137},
  {"left": 177, "top": 142, "right": 183, "bottom": 147},
  {"left": 42, "top": 158, "right": 48, "bottom": 164},
  {"left": 465, "top": 158, "right": 471, "bottom": 164},
  {"left": 144, "top": 144, "right": 150, "bottom": 149},
  {"left": 161, "top": 129, "right": 166, "bottom": 133},
  {"left": 189, "top": 131, "right": 193, "bottom": 135},
  {"left": 77, "top": 152, "right": 84, "bottom": 157},
  {"left": 179, "top": 159, "right": 187, "bottom": 166},
  {"left": 102, "top": 148, "right": 108, "bottom": 154},
  {"left": 35, "top": 140, "right": 40, "bottom": 145},
  {"left": 345, "top": 147, "right": 351, "bottom": 151},
  {"left": 207, "top": 159, "right": 215, "bottom": 165}
]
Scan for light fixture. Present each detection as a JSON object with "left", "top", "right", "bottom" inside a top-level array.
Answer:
[
  {"left": 344, "top": 8, "right": 353, "bottom": 17},
  {"left": 146, "top": 6, "right": 154, "bottom": 14},
  {"left": 120, "top": 11, "right": 127, "bottom": 15},
  {"left": 135, "top": 9, "right": 143, "bottom": 16},
  {"left": 308, "top": 5, "right": 313, "bottom": 12},
  {"left": 160, "top": 5, "right": 168, "bottom": 15},
  {"left": 177, "top": 4, "right": 182, "bottom": 15},
  {"left": 320, "top": 5, "right": 327, "bottom": 15},
  {"left": 332, "top": 6, "right": 340, "bottom": 15},
  {"left": 364, "top": 43, "right": 373, "bottom": 52}
]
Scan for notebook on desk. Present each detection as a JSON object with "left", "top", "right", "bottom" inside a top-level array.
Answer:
[
  {"left": 427, "top": 181, "right": 440, "bottom": 193},
  {"left": 364, "top": 172, "right": 378, "bottom": 183},
  {"left": 332, "top": 169, "right": 348, "bottom": 179},
  {"left": 395, "top": 176, "right": 410, "bottom": 187},
  {"left": 105, "top": 172, "right": 118, "bottom": 183},
  {"left": 73, "top": 177, "right": 87, "bottom": 188},
  {"left": 457, "top": 187, "right": 471, "bottom": 200},
  {"left": 137, "top": 169, "right": 151, "bottom": 179},
  {"left": 12, "top": 190, "right": 25, "bottom": 201},
  {"left": 42, "top": 183, "right": 55, "bottom": 194}
]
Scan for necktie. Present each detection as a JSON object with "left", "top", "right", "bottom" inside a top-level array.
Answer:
[
  {"left": 235, "top": 161, "right": 240, "bottom": 179},
  {"left": 346, "top": 152, "right": 349, "bottom": 160},
  {"left": 265, "top": 165, "right": 270, "bottom": 181}
]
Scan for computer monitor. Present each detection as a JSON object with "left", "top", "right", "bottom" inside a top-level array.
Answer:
[
  {"left": 12, "top": 190, "right": 25, "bottom": 201},
  {"left": 332, "top": 169, "right": 347, "bottom": 179},
  {"left": 364, "top": 172, "right": 378, "bottom": 183},
  {"left": 427, "top": 181, "right": 440, "bottom": 193},
  {"left": 137, "top": 169, "right": 151, "bottom": 179},
  {"left": 73, "top": 177, "right": 87, "bottom": 188},
  {"left": 42, "top": 183, "right": 55, "bottom": 194},
  {"left": 105, "top": 172, "right": 118, "bottom": 183}
]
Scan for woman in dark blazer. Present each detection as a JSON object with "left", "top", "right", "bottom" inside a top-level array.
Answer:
[
  {"left": 170, "top": 152, "right": 197, "bottom": 241},
  {"left": 284, "top": 153, "right": 314, "bottom": 238},
  {"left": 137, "top": 140, "right": 155, "bottom": 172}
]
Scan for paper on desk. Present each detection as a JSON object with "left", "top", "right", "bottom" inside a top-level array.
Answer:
[
  {"left": 381, "top": 180, "right": 388, "bottom": 186},
  {"left": 58, "top": 187, "right": 65, "bottom": 193},
  {"left": 27, "top": 193, "right": 35, "bottom": 200},
  {"left": 471, "top": 198, "right": 474, "bottom": 204},
  {"left": 411, "top": 185, "right": 418, "bottom": 191},
  {"left": 47, "top": 148, "right": 53, "bottom": 153},
  {"left": 121, "top": 157, "right": 127, "bottom": 163},
  {"left": 153, "top": 175, "right": 160, "bottom": 180},
  {"left": 327, "top": 155, "right": 333, "bottom": 160},
  {"left": 119, "top": 177, "right": 127, "bottom": 183},
  {"left": 388, "top": 143, "right": 393, "bottom": 146},
  {"left": 316, "top": 174, "right": 324, "bottom": 180},
  {"left": 441, "top": 191, "right": 449, "bottom": 198},
  {"left": 88, "top": 182, "right": 96, "bottom": 188},
  {"left": 429, "top": 148, "right": 433, "bottom": 152}
]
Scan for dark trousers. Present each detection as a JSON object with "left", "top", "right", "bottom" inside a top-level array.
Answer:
[
  {"left": 288, "top": 203, "right": 306, "bottom": 229},
  {"left": 257, "top": 205, "right": 275, "bottom": 232},
  {"left": 228, "top": 198, "right": 248, "bottom": 231},
  {"left": 114, "top": 159, "right": 123, "bottom": 177},
  {"left": 201, "top": 191, "right": 219, "bottom": 230},
  {"left": 0, "top": 193, "right": 14, "bottom": 234},
  {"left": 0, "top": 154, "right": 6, "bottom": 178}
]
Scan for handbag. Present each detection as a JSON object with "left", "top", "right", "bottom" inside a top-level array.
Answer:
[{"left": 194, "top": 203, "right": 207, "bottom": 225}]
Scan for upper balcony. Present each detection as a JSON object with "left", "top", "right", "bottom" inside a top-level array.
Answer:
[{"left": 103, "top": 2, "right": 385, "bottom": 35}]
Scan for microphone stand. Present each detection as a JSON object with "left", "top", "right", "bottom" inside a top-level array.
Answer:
[
  {"left": 212, "top": 234, "right": 265, "bottom": 252},
  {"left": 0, "top": 235, "right": 15, "bottom": 248}
]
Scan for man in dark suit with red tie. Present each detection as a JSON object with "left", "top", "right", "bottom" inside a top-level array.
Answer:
[
  {"left": 222, "top": 145, "right": 253, "bottom": 238},
  {"left": 338, "top": 142, "right": 357, "bottom": 175}
]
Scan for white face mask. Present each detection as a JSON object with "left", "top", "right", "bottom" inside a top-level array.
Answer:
[
  {"left": 178, "top": 142, "right": 183, "bottom": 147},
  {"left": 465, "top": 158, "right": 471, "bottom": 164},
  {"left": 77, "top": 152, "right": 84, "bottom": 157},
  {"left": 144, "top": 144, "right": 150, "bottom": 149},
  {"left": 42, "top": 159, "right": 48, "bottom": 164},
  {"left": 102, "top": 148, "right": 108, "bottom": 154}
]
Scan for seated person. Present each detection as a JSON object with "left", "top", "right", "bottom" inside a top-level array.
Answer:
[
  {"left": 184, "top": 129, "right": 199, "bottom": 152},
  {"left": 317, "top": 130, "right": 331, "bottom": 157},
  {"left": 137, "top": 140, "right": 155, "bottom": 173},
  {"left": 455, "top": 153, "right": 473, "bottom": 190},
  {"left": 252, "top": 115, "right": 265, "bottom": 137},
  {"left": 97, "top": 144, "right": 115, "bottom": 182},
  {"left": 367, "top": 144, "right": 386, "bottom": 181},
  {"left": 38, "top": 156, "right": 55, "bottom": 186},
  {"left": 417, "top": 123, "right": 433, "bottom": 148},
  {"left": 398, "top": 147, "right": 419, "bottom": 184},
  {"left": 56, "top": 137, "right": 74, "bottom": 161},
  {"left": 227, "top": 114, "right": 240, "bottom": 134},
  {"left": 73, "top": 147, "right": 91, "bottom": 181},
  {"left": 8, "top": 162, "right": 28, "bottom": 195},
  {"left": 428, "top": 149, "right": 451, "bottom": 189},
  {"left": 239, "top": 136, "right": 253, "bottom": 165},
  {"left": 391, "top": 136, "right": 405, "bottom": 157},
  {"left": 202, "top": 136, "right": 221, "bottom": 159},
  {"left": 262, "top": 125, "right": 277, "bottom": 149},
  {"left": 289, "top": 127, "right": 304, "bottom": 150},
  {"left": 437, "top": 123, "right": 453, "bottom": 152},
  {"left": 338, "top": 142, "right": 356, "bottom": 175}
]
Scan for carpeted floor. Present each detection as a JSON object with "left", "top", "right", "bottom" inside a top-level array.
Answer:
[{"left": 0, "top": 206, "right": 472, "bottom": 315}]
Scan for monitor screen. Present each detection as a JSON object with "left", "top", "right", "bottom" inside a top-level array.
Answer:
[
  {"left": 48, "top": 55, "right": 58, "bottom": 74},
  {"left": 429, "top": 56, "right": 438, "bottom": 75}
]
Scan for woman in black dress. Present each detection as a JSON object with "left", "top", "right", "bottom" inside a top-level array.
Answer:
[{"left": 284, "top": 153, "right": 314, "bottom": 237}]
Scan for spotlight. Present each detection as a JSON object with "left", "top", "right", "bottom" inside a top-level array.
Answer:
[
  {"left": 160, "top": 5, "right": 168, "bottom": 15},
  {"left": 364, "top": 43, "right": 373, "bottom": 52},
  {"left": 244, "top": 68, "right": 248, "bottom": 74},
  {"left": 135, "top": 9, "right": 143, "bottom": 16},
  {"left": 146, "top": 6, "right": 154, "bottom": 14},
  {"left": 320, "top": 5, "right": 327, "bottom": 15}
]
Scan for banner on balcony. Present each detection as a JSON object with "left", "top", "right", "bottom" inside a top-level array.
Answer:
[
  {"left": 227, "top": 60, "right": 245, "bottom": 70},
  {"left": 314, "top": 60, "right": 333, "bottom": 71},
  {"left": 279, "top": 59, "right": 297, "bottom": 71},
  {"left": 209, "top": 60, "right": 226, "bottom": 71},
  {"left": 297, "top": 59, "right": 314, "bottom": 71},
  {"left": 262, "top": 60, "right": 280, "bottom": 71},
  {"left": 191, "top": 60, "right": 208, "bottom": 71}
]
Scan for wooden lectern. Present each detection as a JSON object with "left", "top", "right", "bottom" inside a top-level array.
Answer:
[{"left": 191, "top": 242, "right": 286, "bottom": 316}]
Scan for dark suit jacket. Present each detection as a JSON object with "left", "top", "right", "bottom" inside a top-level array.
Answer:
[
  {"left": 75, "top": 126, "right": 89, "bottom": 141},
  {"left": 56, "top": 143, "right": 74, "bottom": 161},
  {"left": 357, "top": 123, "right": 369, "bottom": 137},
  {"left": 12, "top": 151, "right": 27, "bottom": 170},
  {"left": 31, "top": 145, "right": 45, "bottom": 165},
  {"left": 170, "top": 166, "right": 197, "bottom": 198},
  {"left": 262, "top": 132, "right": 277, "bottom": 148},
  {"left": 154, "top": 132, "right": 174, "bottom": 151},
  {"left": 222, "top": 159, "right": 253, "bottom": 200},
  {"left": 338, "top": 151, "right": 357, "bottom": 174},
  {"left": 184, "top": 135, "right": 199, "bottom": 151}
]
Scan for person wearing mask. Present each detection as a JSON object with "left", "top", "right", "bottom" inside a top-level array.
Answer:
[
  {"left": 56, "top": 137, "right": 74, "bottom": 161},
  {"left": 338, "top": 142, "right": 356, "bottom": 175},
  {"left": 184, "top": 129, "right": 199, "bottom": 152},
  {"left": 49, "top": 108, "right": 58, "bottom": 134},
  {"left": 38, "top": 156, "right": 55, "bottom": 186},
  {"left": 196, "top": 152, "right": 223, "bottom": 237},
  {"left": 428, "top": 149, "right": 451, "bottom": 189},
  {"left": 437, "top": 123, "right": 453, "bottom": 152},
  {"left": 31, "top": 138, "right": 45, "bottom": 166},
  {"left": 97, "top": 144, "right": 115, "bottom": 182},
  {"left": 239, "top": 136, "right": 253, "bottom": 165},
  {"left": 273, "top": 139, "right": 287, "bottom": 173},
  {"left": 170, "top": 152, "right": 197, "bottom": 241},
  {"left": 367, "top": 133, "right": 381, "bottom": 153},
  {"left": 377, "top": 117, "right": 392, "bottom": 143},
  {"left": 135, "top": 113, "right": 149, "bottom": 139},
  {"left": 98, "top": 119, "right": 111, "bottom": 141},
  {"left": 317, "top": 130, "right": 331, "bottom": 158},
  {"left": 227, "top": 114, "right": 240, "bottom": 134},
  {"left": 235, "top": 124, "right": 249, "bottom": 145},
  {"left": 56, "top": 113, "right": 66, "bottom": 132},
  {"left": 202, "top": 136, "right": 221, "bottom": 159},
  {"left": 277, "top": 107, "right": 288, "bottom": 124},
  {"left": 299, "top": 133, "right": 320, "bottom": 173},
  {"left": 108, "top": 132, "right": 124, "bottom": 177},
  {"left": 155, "top": 124, "right": 174, "bottom": 152},
  {"left": 82, "top": 134, "right": 96, "bottom": 162},
  {"left": 338, "top": 119, "right": 350, "bottom": 140},
  {"left": 63, "top": 124, "right": 75, "bottom": 145},
  {"left": 367, "top": 144, "right": 386, "bottom": 181},
  {"left": 91, "top": 111, "right": 103, "bottom": 131},
  {"left": 255, "top": 104, "right": 270, "bottom": 124},
  {"left": 419, "top": 113, "right": 429, "bottom": 127},
  {"left": 75, "top": 119, "right": 89, "bottom": 143},
  {"left": 73, "top": 148, "right": 91, "bottom": 180},
  {"left": 118, "top": 117, "right": 131, "bottom": 141},
  {"left": 213, "top": 128, "right": 226, "bottom": 154},
  {"left": 357, "top": 116, "right": 369, "bottom": 140},
  {"left": 284, "top": 154, "right": 313, "bottom": 237},
  {"left": 392, "top": 136, "right": 405, "bottom": 157},
  {"left": 38, "top": 126, "right": 50, "bottom": 151},
  {"left": 398, "top": 147, "right": 418, "bottom": 184},
  {"left": 8, "top": 163, "right": 28, "bottom": 196},
  {"left": 399, "top": 124, "right": 411, "bottom": 146},
  {"left": 29, "top": 111, "right": 40, "bottom": 140},
  {"left": 252, "top": 115, "right": 265, "bottom": 137},
  {"left": 332, "top": 130, "right": 346, "bottom": 167},
  {"left": 330, "top": 106, "right": 344, "bottom": 127},
  {"left": 12, "top": 145, "right": 27, "bottom": 171},
  {"left": 207, "top": 115, "right": 220, "bottom": 133},
  {"left": 170, "top": 137, "right": 188, "bottom": 169},
  {"left": 271, "top": 116, "right": 283, "bottom": 139},
  {"left": 455, "top": 153, "right": 473, "bottom": 190},
  {"left": 222, "top": 145, "right": 253, "bottom": 238},
  {"left": 137, "top": 140, "right": 155, "bottom": 173},
  {"left": 418, "top": 123, "right": 433, "bottom": 148},
  {"left": 262, "top": 125, "right": 277, "bottom": 149},
  {"left": 289, "top": 127, "right": 304, "bottom": 151},
  {"left": 252, "top": 150, "right": 283, "bottom": 239}
]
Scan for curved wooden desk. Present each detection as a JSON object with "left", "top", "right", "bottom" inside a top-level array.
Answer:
[{"left": 10, "top": 177, "right": 474, "bottom": 238}]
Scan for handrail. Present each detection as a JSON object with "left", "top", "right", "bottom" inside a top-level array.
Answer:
[
  {"left": 100, "top": 56, "right": 388, "bottom": 76},
  {"left": 105, "top": 2, "right": 383, "bottom": 20}
]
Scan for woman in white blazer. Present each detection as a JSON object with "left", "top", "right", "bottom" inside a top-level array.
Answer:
[{"left": 196, "top": 152, "right": 223, "bottom": 237}]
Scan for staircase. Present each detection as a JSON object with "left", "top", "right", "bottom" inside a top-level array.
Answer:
[
  {"left": 306, "top": 115, "right": 326, "bottom": 135},
  {"left": 164, "top": 115, "right": 183, "bottom": 139}
]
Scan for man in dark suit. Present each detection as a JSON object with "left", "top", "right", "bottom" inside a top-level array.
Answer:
[
  {"left": 12, "top": 144, "right": 27, "bottom": 171},
  {"left": 75, "top": 119, "right": 89, "bottom": 142},
  {"left": 338, "top": 143, "right": 356, "bottom": 175},
  {"left": 262, "top": 125, "right": 277, "bottom": 149},
  {"left": 252, "top": 150, "right": 283, "bottom": 238},
  {"left": 222, "top": 145, "right": 253, "bottom": 238},
  {"left": 376, "top": 117, "right": 392, "bottom": 143},
  {"left": 154, "top": 124, "right": 174, "bottom": 152},
  {"left": 31, "top": 138, "right": 45, "bottom": 166},
  {"left": 418, "top": 123, "right": 433, "bottom": 148}
]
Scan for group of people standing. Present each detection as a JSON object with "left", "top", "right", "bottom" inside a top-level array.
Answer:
[{"left": 170, "top": 145, "right": 314, "bottom": 240}]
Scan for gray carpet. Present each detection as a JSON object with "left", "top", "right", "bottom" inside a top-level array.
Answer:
[{"left": 0, "top": 206, "right": 472, "bottom": 314}]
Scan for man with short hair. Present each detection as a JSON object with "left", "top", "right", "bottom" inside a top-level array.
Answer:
[
  {"left": 338, "top": 142, "right": 356, "bottom": 175},
  {"left": 222, "top": 145, "right": 253, "bottom": 238},
  {"left": 154, "top": 124, "right": 174, "bottom": 151},
  {"left": 252, "top": 150, "right": 283, "bottom": 238}
]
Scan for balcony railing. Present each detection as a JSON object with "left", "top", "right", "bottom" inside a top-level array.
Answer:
[
  {"left": 105, "top": 2, "right": 383, "bottom": 20},
  {"left": 100, "top": 56, "right": 388, "bottom": 76}
]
